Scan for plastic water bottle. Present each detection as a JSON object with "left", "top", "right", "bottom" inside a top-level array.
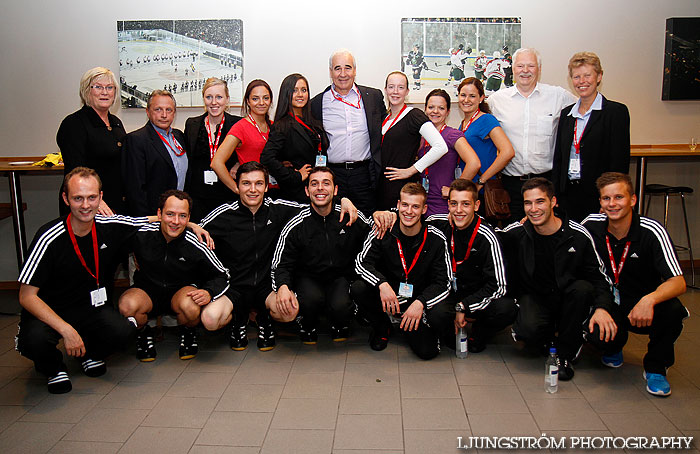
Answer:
[
  {"left": 456, "top": 327, "right": 468, "bottom": 359},
  {"left": 545, "top": 347, "right": 558, "bottom": 393}
]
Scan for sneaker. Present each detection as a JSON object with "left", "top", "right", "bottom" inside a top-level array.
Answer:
[
  {"left": 299, "top": 327, "right": 317, "bottom": 345},
  {"left": 331, "top": 326, "right": 349, "bottom": 342},
  {"left": 81, "top": 358, "right": 106, "bottom": 377},
  {"left": 136, "top": 326, "right": 157, "bottom": 362},
  {"left": 369, "top": 328, "right": 390, "bottom": 351},
  {"left": 467, "top": 336, "right": 486, "bottom": 353},
  {"left": 257, "top": 323, "right": 276, "bottom": 351},
  {"left": 602, "top": 351, "right": 624, "bottom": 368},
  {"left": 229, "top": 324, "right": 248, "bottom": 351},
  {"left": 558, "top": 358, "right": 575, "bottom": 381},
  {"left": 644, "top": 371, "right": 671, "bottom": 397},
  {"left": 179, "top": 326, "right": 198, "bottom": 360},
  {"left": 47, "top": 371, "right": 72, "bottom": 394}
]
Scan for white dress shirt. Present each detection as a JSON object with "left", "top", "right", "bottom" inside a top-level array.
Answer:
[
  {"left": 322, "top": 84, "right": 371, "bottom": 164},
  {"left": 488, "top": 83, "right": 576, "bottom": 176}
]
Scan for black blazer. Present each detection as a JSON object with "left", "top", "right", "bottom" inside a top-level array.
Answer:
[
  {"left": 122, "top": 122, "right": 189, "bottom": 216},
  {"left": 311, "top": 84, "right": 386, "bottom": 180},
  {"left": 183, "top": 111, "right": 241, "bottom": 156},
  {"left": 552, "top": 95, "right": 630, "bottom": 197},
  {"left": 260, "top": 115, "right": 328, "bottom": 202}
]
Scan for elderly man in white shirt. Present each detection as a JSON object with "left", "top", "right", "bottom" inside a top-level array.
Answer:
[{"left": 487, "top": 48, "right": 576, "bottom": 222}]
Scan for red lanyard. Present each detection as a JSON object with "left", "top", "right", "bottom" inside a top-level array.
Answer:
[
  {"left": 292, "top": 113, "right": 322, "bottom": 152},
  {"left": 381, "top": 104, "right": 408, "bottom": 144},
  {"left": 459, "top": 110, "right": 480, "bottom": 132},
  {"left": 331, "top": 85, "right": 362, "bottom": 109},
  {"left": 450, "top": 217, "right": 481, "bottom": 273},
  {"left": 605, "top": 235, "right": 631, "bottom": 285},
  {"left": 396, "top": 227, "right": 428, "bottom": 279},
  {"left": 419, "top": 124, "right": 446, "bottom": 176},
  {"left": 205, "top": 116, "right": 224, "bottom": 161},
  {"left": 248, "top": 114, "right": 268, "bottom": 143},
  {"left": 154, "top": 128, "right": 186, "bottom": 157},
  {"left": 573, "top": 119, "right": 583, "bottom": 154},
  {"left": 66, "top": 214, "right": 100, "bottom": 286}
]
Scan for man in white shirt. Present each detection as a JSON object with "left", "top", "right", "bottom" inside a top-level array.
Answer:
[
  {"left": 487, "top": 48, "right": 576, "bottom": 222},
  {"left": 311, "top": 49, "right": 386, "bottom": 214}
]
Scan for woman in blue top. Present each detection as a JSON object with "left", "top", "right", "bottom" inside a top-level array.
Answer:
[{"left": 457, "top": 78, "right": 514, "bottom": 192}]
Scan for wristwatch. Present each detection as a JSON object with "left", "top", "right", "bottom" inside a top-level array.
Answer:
[{"left": 455, "top": 302, "right": 466, "bottom": 313}]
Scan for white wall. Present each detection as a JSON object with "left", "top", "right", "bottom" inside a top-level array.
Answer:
[{"left": 0, "top": 0, "right": 698, "bottom": 280}]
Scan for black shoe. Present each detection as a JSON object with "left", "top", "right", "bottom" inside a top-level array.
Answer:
[
  {"left": 558, "top": 358, "right": 575, "bottom": 381},
  {"left": 136, "top": 326, "right": 157, "bottom": 362},
  {"left": 369, "top": 328, "right": 390, "bottom": 351},
  {"left": 467, "top": 337, "right": 486, "bottom": 354},
  {"left": 299, "top": 327, "right": 317, "bottom": 345},
  {"left": 257, "top": 323, "right": 276, "bottom": 351},
  {"left": 331, "top": 326, "right": 349, "bottom": 342},
  {"left": 179, "top": 326, "right": 198, "bottom": 360},
  {"left": 81, "top": 358, "right": 106, "bottom": 377},
  {"left": 230, "top": 324, "right": 248, "bottom": 351},
  {"left": 47, "top": 371, "right": 72, "bottom": 394}
]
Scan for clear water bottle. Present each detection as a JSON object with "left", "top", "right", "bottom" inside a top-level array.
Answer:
[
  {"left": 545, "top": 347, "right": 558, "bottom": 393},
  {"left": 456, "top": 327, "right": 468, "bottom": 359}
]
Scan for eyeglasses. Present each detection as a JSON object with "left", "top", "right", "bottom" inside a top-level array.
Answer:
[{"left": 91, "top": 85, "right": 116, "bottom": 93}]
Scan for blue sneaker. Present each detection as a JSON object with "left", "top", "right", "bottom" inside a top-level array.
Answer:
[
  {"left": 601, "top": 351, "right": 623, "bottom": 368},
  {"left": 643, "top": 372, "right": 671, "bottom": 397}
]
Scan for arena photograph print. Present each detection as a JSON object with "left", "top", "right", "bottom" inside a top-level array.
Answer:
[
  {"left": 117, "top": 19, "right": 243, "bottom": 108},
  {"left": 401, "top": 17, "right": 521, "bottom": 102}
]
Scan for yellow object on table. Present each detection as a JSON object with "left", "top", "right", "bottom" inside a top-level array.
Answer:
[{"left": 32, "top": 152, "right": 63, "bottom": 167}]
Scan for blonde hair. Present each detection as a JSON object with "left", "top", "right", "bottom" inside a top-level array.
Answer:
[
  {"left": 202, "top": 77, "right": 230, "bottom": 100},
  {"left": 568, "top": 51, "right": 603, "bottom": 78},
  {"left": 79, "top": 67, "right": 118, "bottom": 107},
  {"left": 384, "top": 71, "right": 409, "bottom": 115}
]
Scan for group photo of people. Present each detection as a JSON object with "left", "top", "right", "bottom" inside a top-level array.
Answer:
[{"left": 15, "top": 45, "right": 691, "bottom": 411}]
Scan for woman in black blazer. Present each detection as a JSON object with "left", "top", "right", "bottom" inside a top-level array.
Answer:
[
  {"left": 261, "top": 73, "right": 328, "bottom": 202},
  {"left": 184, "top": 77, "right": 242, "bottom": 222},
  {"left": 553, "top": 52, "right": 630, "bottom": 222}
]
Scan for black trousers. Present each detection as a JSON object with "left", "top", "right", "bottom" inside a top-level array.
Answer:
[
  {"left": 330, "top": 163, "right": 375, "bottom": 215},
  {"left": 350, "top": 280, "right": 453, "bottom": 360},
  {"left": 501, "top": 172, "right": 552, "bottom": 224},
  {"left": 460, "top": 296, "right": 518, "bottom": 340},
  {"left": 513, "top": 280, "right": 593, "bottom": 360},
  {"left": 586, "top": 298, "right": 689, "bottom": 375},
  {"left": 229, "top": 283, "right": 272, "bottom": 327},
  {"left": 16, "top": 306, "right": 135, "bottom": 377},
  {"left": 295, "top": 275, "right": 355, "bottom": 329}
]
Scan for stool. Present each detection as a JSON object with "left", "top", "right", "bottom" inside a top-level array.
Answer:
[{"left": 644, "top": 184, "right": 695, "bottom": 287}]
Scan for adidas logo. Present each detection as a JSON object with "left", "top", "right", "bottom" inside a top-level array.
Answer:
[
  {"left": 178, "top": 257, "right": 186, "bottom": 261},
  {"left": 630, "top": 252, "right": 639, "bottom": 258},
  {"left": 568, "top": 247, "right": 576, "bottom": 253},
  {"left": 100, "top": 243, "right": 108, "bottom": 249},
  {"left": 267, "top": 219, "right": 272, "bottom": 225},
  {"left": 471, "top": 248, "right": 477, "bottom": 252}
]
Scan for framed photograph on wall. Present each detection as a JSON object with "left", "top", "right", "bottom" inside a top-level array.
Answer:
[
  {"left": 401, "top": 17, "right": 521, "bottom": 102},
  {"left": 117, "top": 19, "right": 244, "bottom": 108}
]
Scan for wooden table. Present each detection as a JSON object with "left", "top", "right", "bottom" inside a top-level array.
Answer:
[
  {"left": 630, "top": 145, "right": 700, "bottom": 214},
  {"left": 0, "top": 158, "right": 63, "bottom": 271}
]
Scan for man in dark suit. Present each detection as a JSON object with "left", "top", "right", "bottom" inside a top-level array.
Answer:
[
  {"left": 310, "top": 49, "right": 386, "bottom": 214},
  {"left": 123, "top": 90, "right": 189, "bottom": 216}
]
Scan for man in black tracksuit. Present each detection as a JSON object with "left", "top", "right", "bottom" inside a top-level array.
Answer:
[
  {"left": 271, "top": 167, "right": 373, "bottom": 343},
  {"left": 353, "top": 183, "right": 452, "bottom": 360},
  {"left": 427, "top": 179, "right": 517, "bottom": 353},
  {"left": 499, "top": 178, "right": 613, "bottom": 380}
]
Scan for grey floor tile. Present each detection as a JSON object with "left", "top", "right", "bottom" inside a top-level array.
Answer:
[
  {"left": 142, "top": 396, "right": 217, "bottom": 428},
  {"left": 0, "top": 421, "right": 73, "bottom": 454},
  {"left": 121, "top": 353, "right": 189, "bottom": 383},
  {"left": 242, "top": 342, "right": 299, "bottom": 362},
  {"left": 655, "top": 397, "right": 700, "bottom": 431},
  {"left": 49, "top": 440, "right": 122, "bottom": 453},
  {"left": 404, "top": 429, "right": 471, "bottom": 454},
  {"left": 69, "top": 366, "right": 131, "bottom": 395},
  {"left": 577, "top": 380, "right": 658, "bottom": 413},
  {"left": 166, "top": 372, "right": 233, "bottom": 398},
  {"left": 333, "top": 414, "right": 403, "bottom": 450},
  {"left": 119, "top": 426, "right": 199, "bottom": 454},
  {"left": 0, "top": 405, "right": 30, "bottom": 432},
  {"left": 398, "top": 347, "right": 454, "bottom": 373},
  {"left": 271, "top": 398, "right": 338, "bottom": 429},
  {"left": 342, "top": 362, "right": 399, "bottom": 387},
  {"left": 282, "top": 372, "right": 343, "bottom": 399},
  {"left": 291, "top": 350, "right": 347, "bottom": 374},
  {"left": 184, "top": 350, "right": 244, "bottom": 374},
  {"left": 460, "top": 384, "right": 530, "bottom": 414},
  {"left": 260, "top": 429, "right": 334, "bottom": 454},
  {"left": 97, "top": 381, "right": 171, "bottom": 409},
  {"left": 63, "top": 407, "right": 148, "bottom": 442},
  {"left": 400, "top": 373, "right": 460, "bottom": 398},
  {"left": 511, "top": 372, "right": 583, "bottom": 400},
  {"left": 543, "top": 431, "right": 614, "bottom": 454},
  {"left": 20, "top": 391, "right": 103, "bottom": 423},
  {"left": 599, "top": 412, "right": 681, "bottom": 437},
  {"left": 527, "top": 398, "right": 607, "bottom": 431},
  {"left": 0, "top": 349, "right": 33, "bottom": 368},
  {"left": 0, "top": 377, "right": 48, "bottom": 406},
  {"left": 189, "top": 447, "right": 259, "bottom": 454},
  {"left": 402, "top": 397, "right": 468, "bottom": 430},
  {"left": 0, "top": 365, "right": 31, "bottom": 385},
  {"left": 231, "top": 360, "right": 292, "bottom": 385},
  {"left": 452, "top": 344, "right": 504, "bottom": 363},
  {"left": 333, "top": 451, "right": 402, "bottom": 454},
  {"left": 216, "top": 383, "right": 283, "bottom": 412},
  {"left": 453, "top": 360, "right": 515, "bottom": 386},
  {"left": 469, "top": 413, "right": 540, "bottom": 437},
  {"left": 339, "top": 385, "right": 401, "bottom": 414},
  {"left": 346, "top": 343, "right": 398, "bottom": 363},
  {"left": 196, "top": 411, "right": 272, "bottom": 446}
]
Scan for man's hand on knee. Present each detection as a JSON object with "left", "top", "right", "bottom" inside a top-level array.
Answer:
[{"left": 589, "top": 308, "right": 618, "bottom": 342}]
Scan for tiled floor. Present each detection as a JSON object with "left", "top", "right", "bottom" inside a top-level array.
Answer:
[{"left": 0, "top": 289, "right": 698, "bottom": 453}]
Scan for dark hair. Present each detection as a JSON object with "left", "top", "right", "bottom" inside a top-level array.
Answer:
[
  {"left": 63, "top": 166, "right": 102, "bottom": 195},
  {"left": 596, "top": 172, "right": 634, "bottom": 196},
  {"left": 425, "top": 89, "right": 451, "bottom": 110},
  {"left": 275, "top": 73, "right": 311, "bottom": 122},
  {"left": 457, "top": 78, "right": 491, "bottom": 114},
  {"left": 448, "top": 179, "right": 478, "bottom": 201},
  {"left": 236, "top": 161, "right": 269, "bottom": 184},
  {"left": 399, "top": 182, "right": 427, "bottom": 204},
  {"left": 243, "top": 79, "right": 273, "bottom": 126},
  {"left": 306, "top": 166, "right": 335, "bottom": 187},
  {"left": 158, "top": 189, "right": 192, "bottom": 214},
  {"left": 521, "top": 177, "right": 554, "bottom": 198}
]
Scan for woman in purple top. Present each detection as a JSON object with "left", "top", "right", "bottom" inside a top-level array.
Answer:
[{"left": 417, "top": 89, "right": 480, "bottom": 216}]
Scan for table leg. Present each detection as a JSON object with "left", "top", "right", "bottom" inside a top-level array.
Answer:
[
  {"left": 635, "top": 156, "right": 647, "bottom": 215},
  {"left": 8, "top": 171, "right": 27, "bottom": 270}
]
